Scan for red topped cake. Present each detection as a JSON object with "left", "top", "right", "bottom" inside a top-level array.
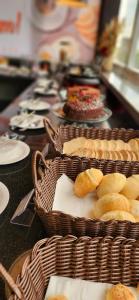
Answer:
[{"left": 63, "top": 85, "right": 104, "bottom": 121}]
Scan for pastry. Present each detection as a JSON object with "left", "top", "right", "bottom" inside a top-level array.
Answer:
[
  {"left": 130, "top": 200, "right": 139, "bottom": 220},
  {"left": 63, "top": 137, "right": 86, "bottom": 155},
  {"left": 101, "top": 210, "right": 136, "bottom": 222},
  {"left": 106, "top": 283, "right": 137, "bottom": 300},
  {"left": 94, "top": 193, "right": 130, "bottom": 218},
  {"left": 128, "top": 139, "right": 139, "bottom": 152},
  {"left": 97, "top": 173, "right": 126, "bottom": 198},
  {"left": 48, "top": 296, "right": 68, "bottom": 300},
  {"left": 121, "top": 175, "right": 139, "bottom": 199},
  {"left": 63, "top": 86, "right": 104, "bottom": 121},
  {"left": 74, "top": 168, "right": 103, "bottom": 197}
]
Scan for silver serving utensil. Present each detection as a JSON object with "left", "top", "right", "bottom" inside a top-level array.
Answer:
[{"left": 10, "top": 189, "right": 35, "bottom": 227}]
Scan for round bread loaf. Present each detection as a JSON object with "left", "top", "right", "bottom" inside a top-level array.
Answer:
[
  {"left": 97, "top": 173, "right": 126, "bottom": 198},
  {"left": 94, "top": 193, "right": 130, "bottom": 218},
  {"left": 74, "top": 168, "right": 103, "bottom": 197},
  {"left": 101, "top": 210, "right": 135, "bottom": 222},
  {"left": 121, "top": 175, "right": 139, "bottom": 199},
  {"left": 106, "top": 283, "right": 137, "bottom": 300}
]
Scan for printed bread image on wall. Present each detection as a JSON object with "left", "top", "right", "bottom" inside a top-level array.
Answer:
[
  {"left": 28, "top": 0, "right": 69, "bottom": 31},
  {"left": 75, "top": 4, "right": 100, "bottom": 47},
  {"left": 38, "top": 36, "right": 80, "bottom": 62}
]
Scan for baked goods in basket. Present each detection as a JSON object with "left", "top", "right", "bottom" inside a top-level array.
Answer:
[
  {"left": 96, "top": 173, "right": 126, "bottom": 198},
  {"left": 121, "top": 175, "right": 139, "bottom": 199},
  {"left": 63, "top": 137, "right": 139, "bottom": 161},
  {"left": 74, "top": 168, "right": 103, "bottom": 197},
  {"left": 63, "top": 86, "right": 104, "bottom": 121},
  {"left": 48, "top": 296, "right": 68, "bottom": 300},
  {"left": 130, "top": 200, "right": 139, "bottom": 221},
  {"left": 101, "top": 211, "right": 136, "bottom": 222},
  {"left": 94, "top": 193, "right": 130, "bottom": 218},
  {"left": 106, "top": 283, "right": 137, "bottom": 300}
]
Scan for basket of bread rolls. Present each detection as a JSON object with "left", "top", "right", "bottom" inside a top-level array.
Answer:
[
  {"left": 33, "top": 151, "right": 139, "bottom": 238},
  {"left": 1, "top": 235, "right": 139, "bottom": 300},
  {"left": 44, "top": 119, "right": 139, "bottom": 162}
]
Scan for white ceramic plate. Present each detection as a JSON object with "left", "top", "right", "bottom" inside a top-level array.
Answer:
[
  {"left": 10, "top": 114, "right": 45, "bottom": 130},
  {"left": 26, "top": 0, "right": 69, "bottom": 31},
  {"left": 0, "top": 182, "right": 9, "bottom": 214},
  {"left": 34, "top": 87, "right": 58, "bottom": 96},
  {"left": 19, "top": 99, "right": 50, "bottom": 111},
  {"left": 0, "top": 138, "right": 30, "bottom": 165}
]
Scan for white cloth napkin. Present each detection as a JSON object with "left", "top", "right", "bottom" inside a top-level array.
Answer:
[
  {"left": 44, "top": 276, "right": 138, "bottom": 300},
  {"left": 53, "top": 174, "right": 96, "bottom": 218}
]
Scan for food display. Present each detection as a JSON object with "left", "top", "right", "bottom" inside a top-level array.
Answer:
[
  {"left": 63, "top": 85, "right": 104, "bottom": 120},
  {"left": 106, "top": 283, "right": 137, "bottom": 300},
  {"left": 74, "top": 168, "right": 103, "bottom": 197},
  {"left": 45, "top": 276, "right": 138, "bottom": 300},
  {"left": 73, "top": 168, "right": 139, "bottom": 222},
  {"left": 63, "top": 137, "right": 139, "bottom": 161}
]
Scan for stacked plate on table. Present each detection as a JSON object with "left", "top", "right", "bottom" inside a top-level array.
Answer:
[
  {"left": 0, "top": 137, "right": 30, "bottom": 165},
  {"left": 19, "top": 99, "right": 50, "bottom": 112},
  {"left": 34, "top": 78, "right": 59, "bottom": 96},
  {"left": 10, "top": 113, "right": 45, "bottom": 131}
]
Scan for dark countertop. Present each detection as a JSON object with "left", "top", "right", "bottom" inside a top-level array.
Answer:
[{"left": 0, "top": 72, "right": 138, "bottom": 299}]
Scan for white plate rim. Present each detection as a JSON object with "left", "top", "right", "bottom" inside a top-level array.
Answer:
[
  {"left": 19, "top": 100, "right": 51, "bottom": 111},
  {"left": 0, "top": 140, "right": 30, "bottom": 165},
  {"left": 10, "top": 114, "right": 45, "bottom": 130},
  {"left": 0, "top": 181, "right": 9, "bottom": 214}
]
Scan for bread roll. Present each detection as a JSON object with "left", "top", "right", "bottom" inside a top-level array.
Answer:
[
  {"left": 101, "top": 210, "right": 135, "bottom": 222},
  {"left": 48, "top": 296, "right": 68, "bottom": 300},
  {"left": 74, "top": 168, "right": 103, "bottom": 197},
  {"left": 97, "top": 173, "right": 126, "bottom": 198},
  {"left": 63, "top": 137, "right": 86, "bottom": 155},
  {"left": 130, "top": 199, "right": 139, "bottom": 219},
  {"left": 106, "top": 283, "right": 137, "bottom": 300},
  {"left": 121, "top": 175, "right": 139, "bottom": 199},
  {"left": 128, "top": 139, "right": 139, "bottom": 152},
  {"left": 94, "top": 193, "right": 130, "bottom": 218}
]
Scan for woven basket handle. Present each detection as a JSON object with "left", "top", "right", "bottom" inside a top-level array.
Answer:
[
  {"left": 32, "top": 150, "right": 49, "bottom": 189},
  {"left": 0, "top": 263, "right": 22, "bottom": 299},
  {"left": 44, "top": 117, "right": 57, "bottom": 146}
]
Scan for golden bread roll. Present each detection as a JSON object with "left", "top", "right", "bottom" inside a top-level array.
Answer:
[
  {"left": 94, "top": 193, "right": 130, "bottom": 218},
  {"left": 48, "top": 296, "right": 68, "bottom": 300},
  {"left": 106, "top": 283, "right": 137, "bottom": 300},
  {"left": 63, "top": 137, "right": 86, "bottom": 155},
  {"left": 121, "top": 175, "right": 139, "bottom": 199},
  {"left": 130, "top": 200, "right": 139, "bottom": 219},
  {"left": 101, "top": 210, "right": 136, "bottom": 222},
  {"left": 74, "top": 168, "right": 103, "bottom": 197},
  {"left": 97, "top": 173, "right": 126, "bottom": 198}
]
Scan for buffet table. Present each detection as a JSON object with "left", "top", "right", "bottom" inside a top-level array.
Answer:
[{"left": 0, "top": 71, "right": 138, "bottom": 299}]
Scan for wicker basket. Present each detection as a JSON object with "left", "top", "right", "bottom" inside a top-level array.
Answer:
[
  {"left": 33, "top": 151, "right": 139, "bottom": 238},
  {"left": 1, "top": 235, "right": 139, "bottom": 300},
  {"left": 44, "top": 118, "right": 139, "bottom": 158}
]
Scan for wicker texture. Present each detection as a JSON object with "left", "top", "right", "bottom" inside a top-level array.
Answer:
[
  {"left": 4, "top": 235, "right": 139, "bottom": 299},
  {"left": 44, "top": 121, "right": 139, "bottom": 158},
  {"left": 33, "top": 152, "right": 139, "bottom": 238}
]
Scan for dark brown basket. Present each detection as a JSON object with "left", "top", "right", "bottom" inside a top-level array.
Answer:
[
  {"left": 1, "top": 235, "right": 139, "bottom": 300},
  {"left": 44, "top": 118, "right": 139, "bottom": 158},
  {"left": 33, "top": 151, "right": 139, "bottom": 238}
]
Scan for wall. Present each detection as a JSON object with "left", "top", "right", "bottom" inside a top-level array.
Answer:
[{"left": 0, "top": 0, "right": 101, "bottom": 63}]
